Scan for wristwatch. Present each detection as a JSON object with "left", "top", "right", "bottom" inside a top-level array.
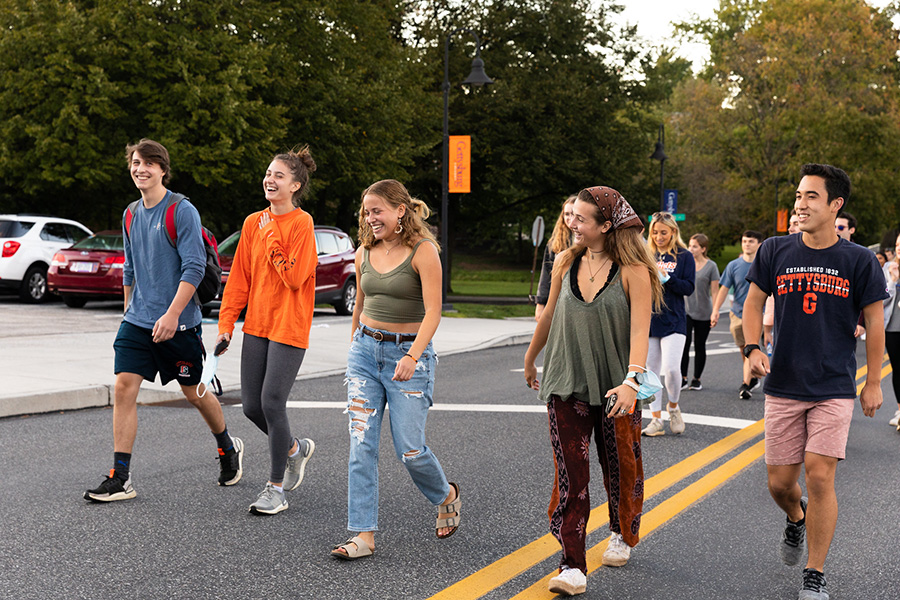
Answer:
[{"left": 742, "top": 344, "right": 761, "bottom": 358}]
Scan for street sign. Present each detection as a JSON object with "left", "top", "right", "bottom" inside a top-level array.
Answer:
[
  {"left": 648, "top": 213, "right": 686, "bottom": 222},
  {"left": 448, "top": 135, "right": 471, "bottom": 193},
  {"left": 531, "top": 215, "right": 545, "bottom": 247},
  {"left": 664, "top": 189, "right": 678, "bottom": 214}
]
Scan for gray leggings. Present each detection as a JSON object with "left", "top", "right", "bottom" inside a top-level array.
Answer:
[{"left": 241, "top": 333, "right": 306, "bottom": 483}]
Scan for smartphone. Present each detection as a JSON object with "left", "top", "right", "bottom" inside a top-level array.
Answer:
[
  {"left": 214, "top": 338, "right": 230, "bottom": 356},
  {"left": 605, "top": 393, "right": 618, "bottom": 415}
]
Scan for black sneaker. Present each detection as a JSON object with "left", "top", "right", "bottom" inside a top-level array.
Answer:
[
  {"left": 218, "top": 437, "right": 244, "bottom": 486},
  {"left": 689, "top": 379, "right": 702, "bottom": 390},
  {"left": 781, "top": 497, "right": 807, "bottom": 565},
  {"left": 749, "top": 377, "right": 760, "bottom": 391},
  {"left": 680, "top": 378, "right": 689, "bottom": 390},
  {"left": 84, "top": 470, "right": 136, "bottom": 502},
  {"left": 799, "top": 568, "right": 828, "bottom": 600},
  {"left": 739, "top": 384, "right": 752, "bottom": 400}
]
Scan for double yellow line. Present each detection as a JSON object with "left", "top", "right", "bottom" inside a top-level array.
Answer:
[
  {"left": 429, "top": 353, "right": 892, "bottom": 600},
  {"left": 427, "top": 420, "right": 765, "bottom": 600}
]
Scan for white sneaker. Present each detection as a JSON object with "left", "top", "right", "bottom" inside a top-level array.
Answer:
[
  {"left": 889, "top": 409, "right": 900, "bottom": 427},
  {"left": 668, "top": 406, "right": 685, "bottom": 435},
  {"left": 602, "top": 532, "right": 632, "bottom": 567},
  {"left": 548, "top": 567, "right": 586, "bottom": 596},
  {"left": 641, "top": 418, "right": 665, "bottom": 437}
]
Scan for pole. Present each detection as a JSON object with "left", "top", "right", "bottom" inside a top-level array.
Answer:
[
  {"left": 441, "top": 32, "right": 451, "bottom": 310},
  {"left": 659, "top": 160, "right": 665, "bottom": 212}
]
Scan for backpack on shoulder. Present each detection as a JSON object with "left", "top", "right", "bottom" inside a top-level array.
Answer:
[{"left": 124, "top": 193, "right": 223, "bottom": 305}]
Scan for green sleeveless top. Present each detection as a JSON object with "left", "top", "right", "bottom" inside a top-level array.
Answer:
[
  {"left": 360, "top": 239, "right": 432, "bottom": 323},
  {"left": 538, "top": 255, "right": 632, "bottom": 406}
]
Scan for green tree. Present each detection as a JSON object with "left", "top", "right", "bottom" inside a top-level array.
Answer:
[{"left": 670, "top": 0, "right": 900, "bottom": 246}]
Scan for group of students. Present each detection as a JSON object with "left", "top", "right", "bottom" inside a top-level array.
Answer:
[
  {"left": 83, "top": 139, "right": 460, "bottom": 561},
  {"left": 530, "top": 165, "right": 888, "bottom": 599},
  {"left": 81, "top": 142, "right": 889, "bottom": 599}
]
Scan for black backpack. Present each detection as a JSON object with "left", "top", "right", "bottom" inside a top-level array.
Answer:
[{"left": 124, "top": 193, "right": 222, "bottom": 305}]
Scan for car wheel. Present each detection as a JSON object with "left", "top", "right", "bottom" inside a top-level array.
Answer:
[
  {"left": 19, "top": 265, "right": 49, "bottom": 303},
  {"left": 334, "top": 279, "right": 356, "bottom": 316},
  {"left": 62, "top": 295, "right": 88, "bottom": 308}
]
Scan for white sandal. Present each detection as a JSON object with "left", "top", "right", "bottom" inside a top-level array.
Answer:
[{"left": 331, "top": 536, "right": 374, "bottom": 560}]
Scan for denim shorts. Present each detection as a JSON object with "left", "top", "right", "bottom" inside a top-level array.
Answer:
[{"left": 113, "top": 320, "right": 203, "bottom": 386}]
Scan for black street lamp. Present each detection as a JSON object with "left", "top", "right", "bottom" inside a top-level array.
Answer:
[
  {"left": 442, "top": 28, "right": 493, "bottom": 309},
  {"left": 650, "top": 123, "right": 668, "bottom": 211}
]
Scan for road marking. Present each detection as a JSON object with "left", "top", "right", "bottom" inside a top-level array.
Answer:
[
  {"left": 278, "top": 402, "right": 755, "bottom": 429},
  {"left": 424, "top": 420, "right": 764, "bottom": 600},
  {"left": 510, "top": 440, "right": 767, "bottom": 600}
]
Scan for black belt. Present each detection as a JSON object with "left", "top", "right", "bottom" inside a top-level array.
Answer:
[{"left": 361, "top": 327, "right": 417, "bottom": 343}]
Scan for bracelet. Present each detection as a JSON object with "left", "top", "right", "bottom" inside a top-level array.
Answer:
[
  {"left": 622, "top": 379, "right": 640, "bottom": 392},
  {"left": 627, "top": 364, "right": 646, "bottom": 372},
  {"left": 404, "top": 353, "right": 418, "bottom": 362}
]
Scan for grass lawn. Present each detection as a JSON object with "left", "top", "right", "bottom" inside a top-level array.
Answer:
[{"left": 442, "top": 303, "right": 536, "bottom": 319}]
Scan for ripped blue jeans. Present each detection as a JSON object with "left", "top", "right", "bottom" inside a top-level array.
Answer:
[{"left": 344, "top": 325, "right": 450, "bottom": 532}]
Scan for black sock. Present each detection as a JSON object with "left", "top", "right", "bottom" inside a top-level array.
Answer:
[
  {"left": 113, "top": 452, "right": 131, "bottom": 481},
  {"left": 214, "top": 428, "right": 234, "bottom": 453}
]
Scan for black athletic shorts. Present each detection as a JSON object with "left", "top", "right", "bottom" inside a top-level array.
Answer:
[{"left": 113, "top": 321, "right": 203, "bottom": 386}]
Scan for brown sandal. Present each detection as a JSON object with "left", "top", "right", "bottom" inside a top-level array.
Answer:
[{"left": 436, "top": 482, "right": 461, "bottom": 539}]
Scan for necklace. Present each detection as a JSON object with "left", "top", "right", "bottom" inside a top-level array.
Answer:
[
  {"left": 586, "top": 251, "right": 611, "bottom": 283},
  {"left": 382, "top": 238, "right": 402, "bottom": 255}
]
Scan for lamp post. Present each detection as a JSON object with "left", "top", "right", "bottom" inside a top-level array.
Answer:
[
  {"left": 649, "top": 123, "right": 668, "bottom": 211},
  {"left": 442, "top": 28, "right": 493, "bottom": 309}
]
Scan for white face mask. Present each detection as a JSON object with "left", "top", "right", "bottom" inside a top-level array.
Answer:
[{"left": 197, "top": 353, "right": 220, "bottom": 398}]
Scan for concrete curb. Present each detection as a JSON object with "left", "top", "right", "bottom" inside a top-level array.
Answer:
[{"left": 0, "top": 331, "right": 534, "bottom": 418}]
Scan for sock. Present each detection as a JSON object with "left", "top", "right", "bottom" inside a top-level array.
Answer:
[
  {"left": 288, "top": 438, "right": 301, "bottom": 457},
  {"left": 272, "top": 484, "right": 284, "bottom": 493},
  {"left": 113, "top": 452, "right": 131, "bottom": 481},
  {"left": 214, "top": 428, "right": 233, "bottom": 453}
]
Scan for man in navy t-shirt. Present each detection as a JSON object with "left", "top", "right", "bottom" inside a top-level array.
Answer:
[{"left": 743, "top": 163, "right": 887, "bottom": 600}]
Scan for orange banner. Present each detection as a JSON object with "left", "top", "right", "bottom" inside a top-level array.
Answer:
[
  {"left": 449, "top": 135, "right": 471, "bottom": 193},
  {"left": 777, "top": 208, "right": 788, "bottom": 233}
]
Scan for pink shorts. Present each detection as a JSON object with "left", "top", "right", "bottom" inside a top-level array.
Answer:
[{"left": 764, "top": 395, "right": 855, "bottom": 465}]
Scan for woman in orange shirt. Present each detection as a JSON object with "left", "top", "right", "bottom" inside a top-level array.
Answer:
[{"left": 216, "top": 147, "right": 318, "bottom": 515}]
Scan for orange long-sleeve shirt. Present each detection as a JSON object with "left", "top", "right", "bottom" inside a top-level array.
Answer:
[{"left": 218, "top": 208, "right": 317, "bottom": 348}]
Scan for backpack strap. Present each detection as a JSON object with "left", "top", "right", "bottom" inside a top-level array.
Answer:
[
  {"left": 124, "top": 200, "right": 141, "bottom": 241},
  {"left": 162, "top": 193, "right": 188, "bottom": 248}
]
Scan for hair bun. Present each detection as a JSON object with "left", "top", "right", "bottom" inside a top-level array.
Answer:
[
  {"left": 295, "top": 145, "right": 317, "bottom": 173},
  {"left": 409, "top": 197, "right": 431, "bottom": 220}
]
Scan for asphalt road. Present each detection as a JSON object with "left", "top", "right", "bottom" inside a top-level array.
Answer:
[{"left": 1, "top": 318, "right": 898, "bottom": 600}]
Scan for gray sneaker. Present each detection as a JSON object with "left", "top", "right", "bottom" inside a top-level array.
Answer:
[
  {"left": 781, "top": 497, "right": 807, "bottom": 566},
  {"left": 668, "top": 406, "right": 685, "bottom": 434},
  {"left": 249, "top": 483, "right": 288, "bottom": 515},
  {"left": 284, "top": 438, "right": 315, "bottom": 491},
  {"left": 641, "top": 418, "right": 665, "bottom": 437},
  {"left": 798, "top": 568, "right": 828, "bottom": 600}
]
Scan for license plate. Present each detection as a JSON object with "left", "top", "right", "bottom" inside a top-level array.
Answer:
[{"left": 70, "top": 262, "right": 97, "bottom": 274}]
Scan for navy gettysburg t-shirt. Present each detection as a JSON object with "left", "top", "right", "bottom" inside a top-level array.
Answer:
[{"left": 746, "top": 235, "right": 888, "bottom": 401}]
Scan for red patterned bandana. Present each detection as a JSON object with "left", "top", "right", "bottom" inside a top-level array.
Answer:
[{"left": 583, "top": 186, "right": 643, "bottom": 231}]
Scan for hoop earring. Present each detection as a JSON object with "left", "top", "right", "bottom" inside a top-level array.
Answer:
[{"left": 395, "top": 216, "right": 403, "bottom": 235}]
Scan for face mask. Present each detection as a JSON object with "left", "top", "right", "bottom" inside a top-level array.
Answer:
[{"left": 197, "top": 353, "right": 222, "bottom": 398}]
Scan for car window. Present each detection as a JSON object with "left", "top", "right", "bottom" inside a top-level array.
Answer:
[
  {"left": 72, "top": 234, "right": 124, "bottom": 251},
  {"left": 40, "top": 223, "right": 70, "bottom": 243},
  {"left": 0, "top": 219, "right": 34, "bottom": 238},
  {"left": 335, "top": 234, "right": 353, "bottom": 252},
  {"left": 217, "top": 231, "right": 241, "bottom": 258},
  {"left": 65, "top": 224, "right": 90, "bottom": 243},
  {"left": 315, "top": 232, "right": 339, "bottom": 256}
]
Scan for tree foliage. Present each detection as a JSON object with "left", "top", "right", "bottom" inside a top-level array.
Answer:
[{"left": 670, "top": 0, "right": 900, "bottom": 248}]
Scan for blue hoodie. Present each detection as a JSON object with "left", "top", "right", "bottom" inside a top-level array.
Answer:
[{"left": 650, "top": 247, "right": 695, "bottom": 337}]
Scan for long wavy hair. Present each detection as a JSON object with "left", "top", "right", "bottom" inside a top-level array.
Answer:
[
  {"left": 553, "top": 195, "right": 664, "bottom": 311},
  {"left": 647, "top": 211, "right": 687, "bottom": 256},
  {"left": 357, "top": 179, "right": 439, "bottom": 251},
  {"left": 548, "top": 195, "right": 576, "bottom": 254}
]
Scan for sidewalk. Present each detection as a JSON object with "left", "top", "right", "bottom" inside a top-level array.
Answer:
[{"left": 0, "top": 313, "right": 537, "bottom": 418}]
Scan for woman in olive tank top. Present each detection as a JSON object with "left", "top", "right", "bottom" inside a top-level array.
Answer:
[
  {"left": 524, "top": 186, "right": 663, "bottom": 596},
  {"left": 331, "top": 179, "right": 460, "bottom": 561}
]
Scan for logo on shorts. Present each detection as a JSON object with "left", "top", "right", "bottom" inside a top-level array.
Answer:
[{"left": 176, "top": 361, "right": 193, "bottom": 378}]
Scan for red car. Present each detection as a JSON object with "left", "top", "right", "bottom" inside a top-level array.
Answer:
[
  {"left": 48, "top": 231, "right": 125, "bottom": 307},
  {"left": 212, "top": 225, "right": 357, "bottom": 315}
]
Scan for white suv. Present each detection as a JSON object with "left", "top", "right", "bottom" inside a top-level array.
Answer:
[{"left": 0, "top": 215, "right": 93, "bottom": 302}]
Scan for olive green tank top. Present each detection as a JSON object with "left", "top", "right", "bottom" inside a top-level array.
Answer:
[
  {"left": 360, "top": 239, "right": 432, "bottom": 323},
  {"left": 538, "top": 256, "right": 632, "bottom": 406}
]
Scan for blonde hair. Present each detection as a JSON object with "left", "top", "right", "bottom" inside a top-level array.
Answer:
[
  {"left": 647, "top": 212, "right": 687, "bottom": 255},
  {"left": 357, "top": 179, "right": 439, "bottom": 251},
  {"left": 548, "top": 195, "right": 576, "bottom": 254},
  {"left": 553, "top": 199, "right": 664, "bottom": 311}
]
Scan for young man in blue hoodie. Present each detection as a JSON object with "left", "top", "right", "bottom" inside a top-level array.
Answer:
[{"left": 85, "top": 139, "right": 243, "bottom": 502}]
